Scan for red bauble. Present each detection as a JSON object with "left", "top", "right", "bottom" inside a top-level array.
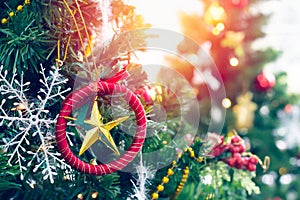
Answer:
[
  {"left": 254, "top": 71, "right": 276, "bottom": 92},
  {"left": 231, "top": 0, "right": 248, "bottom": 8}
]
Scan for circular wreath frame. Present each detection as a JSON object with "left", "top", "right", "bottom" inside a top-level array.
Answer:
[{"left": 56, "top": 81, "right": 147, "bottom": 175}]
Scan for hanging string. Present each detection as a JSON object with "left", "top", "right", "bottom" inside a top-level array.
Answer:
[
  {"left": 74, "top": 0, "right": 98, "bottom": 78},
  {"left": 62, "top": 0, "right": 93, "bottom": 80},
  {"left": 62, "top": 36, "right": 71, "bottom": 62},
  {"left": 56, "top": 36, "right": 71, "bottom": 68},
  {"left": 55, "top": 5, "right": 70, "bottom": 68},
  {"left": 56, "top": 40, "right": 62, "bottom": 67}
]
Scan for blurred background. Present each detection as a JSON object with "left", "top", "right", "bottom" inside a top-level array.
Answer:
[{"left": 131, "top": 0, "right": 300, "bottom": 199}]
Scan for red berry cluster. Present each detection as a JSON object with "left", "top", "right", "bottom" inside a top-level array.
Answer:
[{"left": 211, "top": 135, "right": 258, "bottom": 171}]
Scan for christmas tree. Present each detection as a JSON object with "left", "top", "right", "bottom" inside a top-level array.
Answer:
[
  {"left": 0, "top": 0, "right": 299, "bottom": 200},
  {"left": 163, "top": 0, "right": 300, "bottom": 199}
]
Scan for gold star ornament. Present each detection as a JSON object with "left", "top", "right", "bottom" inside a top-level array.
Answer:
[{"left": 66, "top": 98, "right": 129, "bottom": 156}]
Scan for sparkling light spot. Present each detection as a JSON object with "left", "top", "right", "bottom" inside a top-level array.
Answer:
[
  {"left": 276, "top": 140, "right": 287, "bottom": 150},
  {"left": 259, "top": 105, "right": 270, "bottom": 115},
  {"left": 229, "top": 57, "right": 239, "bottom": 67},
  {"left": 280, "top": 174, "right": 293, "bottom": 185},
  {"left": 209, "top": 3, "right": 225, "bottom": 20},
  {"left": 212, "top": 27, "right": 220, "bottom": 35},
  {"left": 222, "top": 98, "right": 232, "bottom": 108},
  {"left": 262, "top": 174, "right": 275, "bottom": 185},
  {"left": 216, "top": 22, "right": 225, "bottom": 31},
  {"left": 91, "top": 192, "right": 99, "bottom": 199}
]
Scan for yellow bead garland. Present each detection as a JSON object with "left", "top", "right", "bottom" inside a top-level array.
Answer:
[
  {"left": 1, "top": 0, "right": 31, "bottom": 25},
  {"left": 151, "top": 160, "right": 177, "bottom": 200},
  {"left": 174, "top": 166, "right": 189, "bottom": 197},
  {"left": 9, "top": 12, "right": 15, "bottom": 17},
  {"left": 1, "top": 18, "right": 7, "bottom": 25},
  {"left": 151, "top": 145, "right": 205, "bottom": 199},
  {"left": 184, "top": 147, "right": 204, "bottom": 163},
  {"left": 17, "top": 5, "right": 23, "bottom": 11}
]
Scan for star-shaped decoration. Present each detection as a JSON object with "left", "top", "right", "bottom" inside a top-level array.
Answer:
[{"left": 66, "top": 98, "right": 129, "bottom": 156}]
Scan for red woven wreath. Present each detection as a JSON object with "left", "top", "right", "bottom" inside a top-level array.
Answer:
[{"left": 56, "top": 81, "right": 147, "bottom": 175}]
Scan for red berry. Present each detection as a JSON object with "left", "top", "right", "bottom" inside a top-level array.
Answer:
[
  {"left": 226, "top": 157, "right": 236, "bottom": 167},
  {"left": 235, "top": 157, "right": 245, "bottom": 168},
  {"left": 238, "top": 144, "right": 246, "bottom": 153},
  {"left": 230, "top": 146, "right": 240, "bottom": 153},
  {"left": 232, "top": 153, "right": 243, "bottom": 169},
  {"left": 247, "top": 164, "right": 256, "bottom": 171},
  {"left": 212, "top": 146, "right": 223, "bottom": 157},
  {"left": 233, "top": 153, "right": 241, "bottom": 159},
  {"left": 235, "top": 164, "right": 243, "bottom": 169},
  {"left": 243, "top": 157, "right": 249, "bottom": 166},
  {"left": 231, "top": 136, "right": 241, "bottom": 144},
  {"left": 249, "top": 156, "right": 258, "bottom": 164}
]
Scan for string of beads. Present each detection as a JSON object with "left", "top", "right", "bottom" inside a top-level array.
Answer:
[
  {"left": 151, "top": 160, "right": 177, "bottom": 200},
  {"left": 1, "top": 0, "right": 30, "bottom": 25},
  {"left": 151, "top": 146, "right": 205, "bottom": 199}
]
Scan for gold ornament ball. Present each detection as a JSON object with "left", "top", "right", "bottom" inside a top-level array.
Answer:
[
  {"left": 157, "top": 184, "right": 164, "bottom": 192},
  {"left": 162, "top": 176, "right": 169, "bottom": 183},
  {"left": 1, "top": 18, "right": 7, "bottom": 24},
  {"left": 9, "top": 12, "right": 15, "bottom": 17},
  {"left": 25, "top": 0, "right": 30, "bottom": 5},
  {"left": 189, "top": 151, "right": 195, "bottom": 158},
  {"left": 152, "top": 192, "right": 159, "bottom": 200},
  {"left": 167, "top": 168, "right": 174, "bottom": 176},
  {"left": 17, "top": 5, "right": 23, "bottom": 11},
  {"left": 183, "top": 168, "right": 189, "bottom": 174}
]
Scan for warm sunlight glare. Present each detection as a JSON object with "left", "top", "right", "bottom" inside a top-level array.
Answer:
[
  {"left": 131, "top": 0, "right": 203, "bottom": 32},
  {"left": 129, "top": 0, "right": 203, "bottom": 81}
]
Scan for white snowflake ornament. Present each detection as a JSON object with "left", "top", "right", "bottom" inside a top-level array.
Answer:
[{"left": 0, "top": 65, "right": 71, "bottom": 183}]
